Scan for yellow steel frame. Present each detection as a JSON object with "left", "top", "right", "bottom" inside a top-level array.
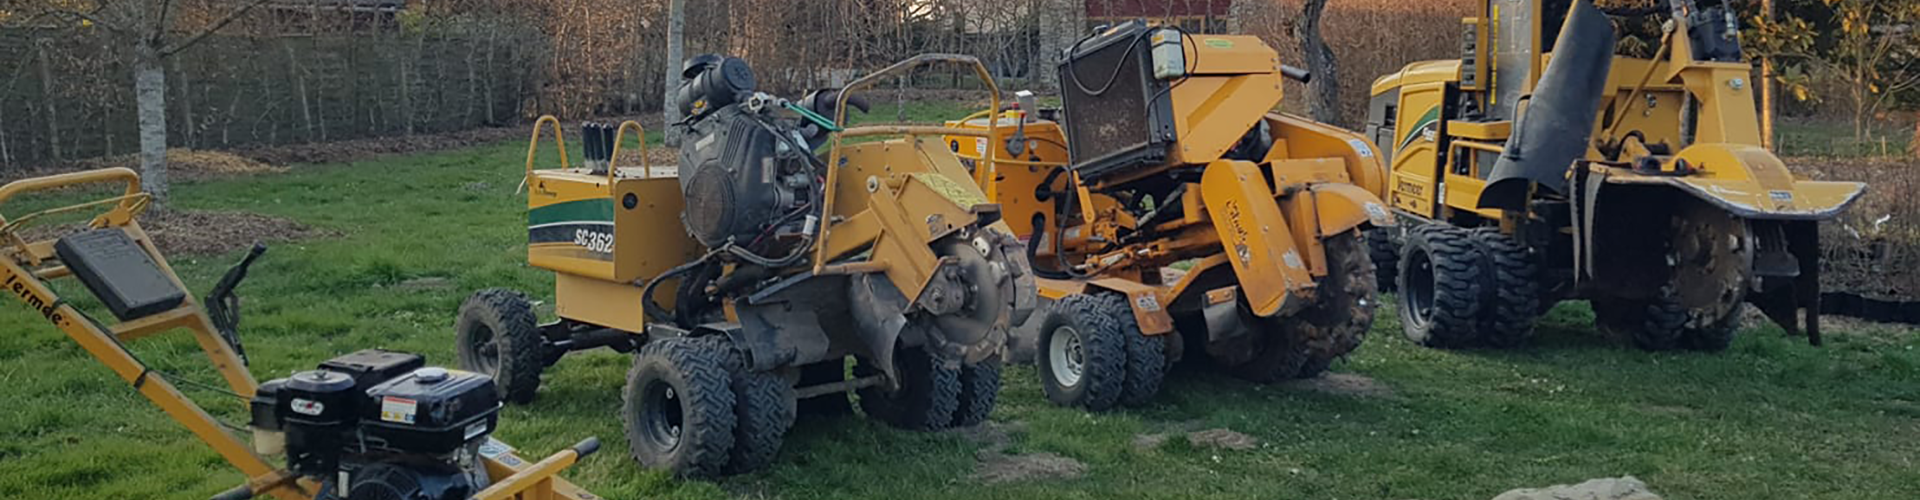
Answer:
[
  {"left": 0, "top": 168, "right": 599, "bottom": 500},
  {"left": 939, "top": 28, "right": 1396, "bottom": 325},
  {"left": 1382, "top": 1, "right": 1864, "bottom": 222},
  {"left": 818, "top": 54, "right": 1001, "bottom": 275}
]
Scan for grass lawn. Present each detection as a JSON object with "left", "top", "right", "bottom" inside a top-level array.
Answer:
[{"left": 3, "top": 133, "right": 1920, "bottom": 500}]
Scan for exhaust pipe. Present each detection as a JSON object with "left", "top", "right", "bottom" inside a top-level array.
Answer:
[{"left": 1478, "top": 0, "right": 1617, "bottom": 210}]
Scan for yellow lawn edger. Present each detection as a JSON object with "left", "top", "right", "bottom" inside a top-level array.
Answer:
[{"left": 0, "top": 168, "right": 602, "bottom": 500}]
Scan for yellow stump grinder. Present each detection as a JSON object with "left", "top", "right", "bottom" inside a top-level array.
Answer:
[
  {"left": 0, "top": 169, "right": 602, "bottom": 500},
  {"left": 457, "top": 55, "right": 1033, "bottom": 477},
  {"left": 946, "top": 22, "right": 1396, "bottom": 411},
  {"left": 1366, "top": 0, "right": 1865, "bottom": 350}
]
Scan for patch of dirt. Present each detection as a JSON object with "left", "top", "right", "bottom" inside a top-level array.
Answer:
[
  {"left": 1285, "top": 372, "right": 1396, "bottom": 398},
  {"left": 1185, "top": 428, "right": 1260, "bottom": 451},
  {"left": 395, "top": 277, "right": 455, "bottom": 291},
  {"left": 970, "top": 452, "right": 1088, "bottom": 485},
  {"left": 1134, "top": 421, "right": 1262, "bottom": 453},
  {"left": 4, "top": 149, "right": 287, "bottom": 184},
  {"left": 1131, "top": 433, "right": 1169, "bottom": 451},
  {"left": 954, "top": 421, "right": 1087, "bottom": 484},
  {"left": 236, "top": 126, "right": 529, "bottom": 166},
  {"left": 135, "top": 210, "right": 335, "bottom": 256},
  {"left": 19, "top": 209, "right": 336, "bottom": 256},
  {"left": 237, "top": 115, "right": 670, "bottom": 167}
]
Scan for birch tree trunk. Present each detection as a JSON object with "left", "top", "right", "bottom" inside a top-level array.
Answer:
[
  {"left": 664, "top": 0, "right": 687, "bottom": 146},
  {"left": 36, "top": 40, "right": 59, "bottom": 162},
  {"left": 134, "top": 40, "right": 171, "bottom": 206}
]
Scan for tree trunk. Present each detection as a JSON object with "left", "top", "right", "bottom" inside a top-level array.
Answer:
[
  {"left": 134, "top": 41, "right": 170, "bottom": 206},
  {"left": 173, "top": 55, "right": 195, "bottom": 149},
  {"left": 284, "top": 39, "right": 316, "bottom": 142},
  {"left": 664, "top": 0, "right": 687, "bottom": 146},
  {"left": 36, "top": 40, "right": 60, "bottom": 162},
  {"left": 484, "top": 27, "right": 498, "bottom": 125},
  {"left": 1910, "top": 119, "right": 1919, "bottom": 160},
  {"left": 1301, "top": 0, "right": 1342, "bottom": 127}
]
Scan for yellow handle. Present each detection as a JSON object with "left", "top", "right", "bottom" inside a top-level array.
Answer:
[
  {"left": 609, "top": 120, "right": 650, "bottom": 183},
  {"left": 524, "top": 115, "right": 571, "bottom": 178},
  {"left": 0, "top": 167, "right": 143, "bottom": 212}
]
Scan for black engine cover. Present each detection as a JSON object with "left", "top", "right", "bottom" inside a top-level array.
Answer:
[
  {"left": 678, "top": 104, "right": 806, "bottom": 248},
  {"left": 342, "top": 461, "right": 474, "bottom": 500}
]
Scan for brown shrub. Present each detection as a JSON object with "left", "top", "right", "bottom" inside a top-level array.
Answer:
[{"left": 1791, "top": 158, "right": 1920, "bottom": 300}]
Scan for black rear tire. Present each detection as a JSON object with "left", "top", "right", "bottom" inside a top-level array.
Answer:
[
  {"left": 1366, "top": 227, "right": 1400, "bottom": 293},
  {"left": 1472, "top": 229, "right": 1541, "bottom": 348},
  {"left": 1595, "top": 285, "right": 1743, "bottom": 352},
  {"left": 857, "top": 346, "right": 960, "bottom": 430},
  {"left": 622, "top": 337, "right": 737, "bottom": 478},
  {"left": 1035, "top": 293, "right": 1130, "bottom": 411},
  {"left": 728, "top": 369, "right": 795, "bottom": 473},
  {"left": 953, "top": 359, "right": 1003, "bottom": 427},
  {"left": 455, "top": 288, "right": 546, "bottom": 404},
  {"left": 1121, "top": 319, "right": 1167, "bottom": 407},
  {"left": 1397, "top": 225, "right": 1483, "bottom": 348}
]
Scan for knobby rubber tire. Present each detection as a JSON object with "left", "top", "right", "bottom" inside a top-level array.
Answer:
[
  {"left": 857, "top": 346, "right": 961, "bottom": 430},
  {"left": 953, "top": 359, "right": 1003, "bottom": 427},
  {"left": 1596, "top": 284, "right": 1742, "bottom": 352},
  {"left": 623, "top": 337, "right": 737, "bottom": 478},
  {"left": 677, "top": 336, "right": 796, "bottom": 475},
  {"left": 1366, "top": 227, "right": 1401, "bottom": 293},
  {"left": 1472, "top": 228, "right": 1541, "bottom": 348},
  {"left": 455, "top": 288, "right": 546, "bottom": 404},
  {"left": 1035, "top": 293, "right": 1129, "bottom": 411},
  {"left": 1397, "top": 225, "right": 1484, "bottom": 348},
  {"left": 1113, "top": 293, "right": 1166, "bottom": 406},
  {"left": 728, "top": 369, "right": 795, "bottom": 473}
]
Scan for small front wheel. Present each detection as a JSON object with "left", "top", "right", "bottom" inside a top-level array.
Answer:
[
  {"left": 1035, "top": 293, "right": 1130, "bottom": 411},
  {"left": 455, "top": 288, "right": 547, "bottom": 404}
]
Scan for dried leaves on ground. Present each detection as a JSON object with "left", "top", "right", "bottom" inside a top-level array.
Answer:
[{"left": 17, "top": 210, "right": 336, "bottom": 256}]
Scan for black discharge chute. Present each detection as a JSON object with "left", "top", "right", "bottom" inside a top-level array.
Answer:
[{"left": 1479, "top": 0, "right": 1617, "bottom": 210}]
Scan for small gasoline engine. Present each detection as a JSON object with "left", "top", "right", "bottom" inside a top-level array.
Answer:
[
  {"left": 669, "top": 54, "right": 865, "bottom": 268},
  {"left": 249, "top": 349, "right": 501, "bottom": 500}
]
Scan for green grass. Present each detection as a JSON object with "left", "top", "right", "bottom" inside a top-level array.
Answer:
[{"left": 3, "top": 137, "right": 1920, "bottom": 500}]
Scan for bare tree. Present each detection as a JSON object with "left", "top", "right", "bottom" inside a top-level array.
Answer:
[
  {"left": 1298, "top": 0, "right": 1341, "bottom": 127},
  {"left": 664, "top": 0, "right": 686, "bottom": 146},
  {"left": 15, "top": 0, "right": 271, "bottom": 205}
]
